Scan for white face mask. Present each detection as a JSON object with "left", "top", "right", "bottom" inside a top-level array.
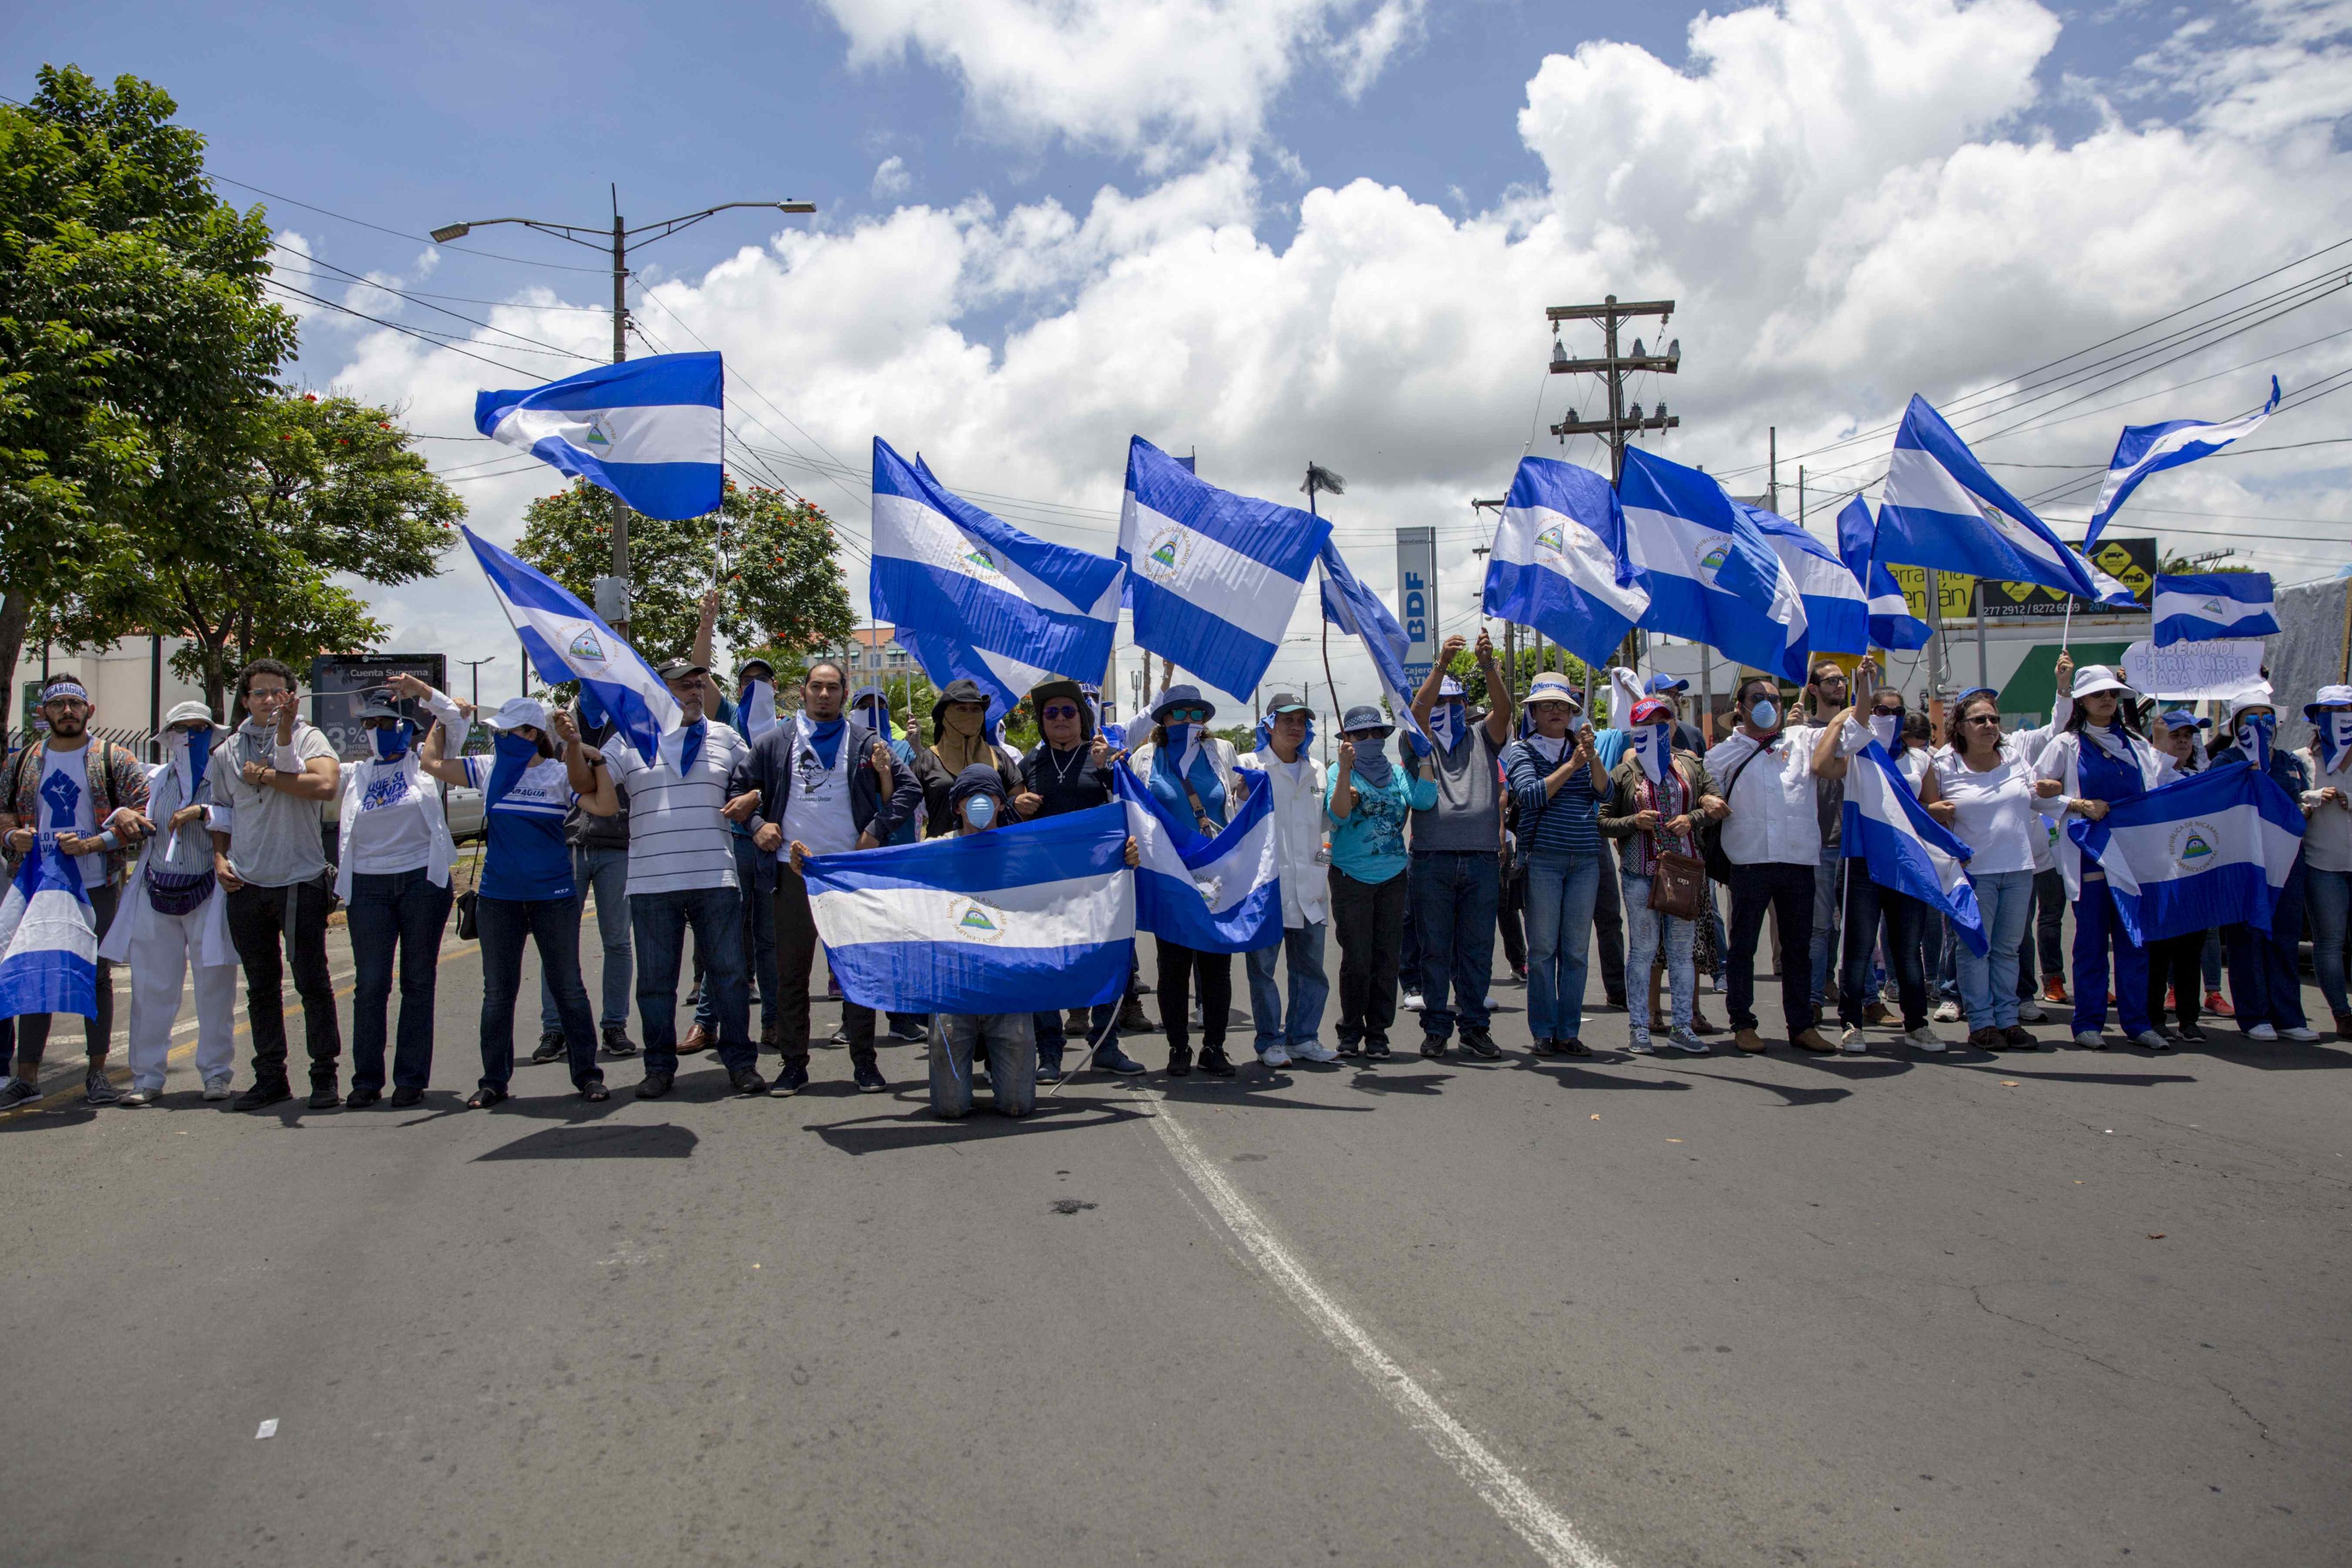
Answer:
[
  {"left": 1747, "top": 698, "right": 1779, "bottom": 732},
  {"left": 1868, "top": 714, "right": 1900, "bottom": 751}
]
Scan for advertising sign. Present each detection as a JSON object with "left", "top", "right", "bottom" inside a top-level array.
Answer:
[
  {"left": 1396, "top": 526, "right": 1438, "bottom": 687},
  {"left": 309, "top": 654, "right": 449, "bottom": 761},
  {"left": 1887, "top": 538, "right": 2158, "bottom": 621}
]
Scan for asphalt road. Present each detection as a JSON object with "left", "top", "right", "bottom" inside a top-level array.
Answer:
[{"left": 2, "top": 911, "right": 2347, "bottom": 1568}]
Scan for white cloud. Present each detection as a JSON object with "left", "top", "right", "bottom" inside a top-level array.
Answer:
[{"left": 871, "top": 154, "right": 913, "bottom": 199}]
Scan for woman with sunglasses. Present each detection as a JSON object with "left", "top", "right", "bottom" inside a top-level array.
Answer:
[
  {"left": 1921, "top": 691, "right": 2049, "bottom": 1051},
  {"left": 1130, "top": 685, "right": 1246, "bottom": 1076}
]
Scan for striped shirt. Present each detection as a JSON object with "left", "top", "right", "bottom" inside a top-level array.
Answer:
[
  {"left": 1502, "top": 736, "right": 1603, "bottom": 857},
  {"left": 603, "top": 722, "right": 749, "bottom": 895}
]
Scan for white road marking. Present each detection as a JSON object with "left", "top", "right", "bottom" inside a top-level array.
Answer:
[{"left": 1141, "top": 1095, "right": 1625, "bottom": 1568}]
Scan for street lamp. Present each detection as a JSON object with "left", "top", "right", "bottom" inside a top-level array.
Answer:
[{"left": 428, "top": 189, "right": 818, "bottom": 627}]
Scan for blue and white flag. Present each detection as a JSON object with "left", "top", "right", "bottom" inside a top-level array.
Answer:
[
  {"left": 0, "top": 837, "right": 98, "bottom": 1020},
  {"left": 2152, "top": 571, "right": 2279, "bottom": 646},
  {"left": 1618, "top": 448, "right": 1810, "bottom": 682},
  {"left": 870, "top": 438, "right": 1124, "bottom": 723},
  {"left": 1879, "top": 395, "right": 2098, "bottom": 599},
  {"left": 475, "top": 351, "right": 723, "bottom": 520},
  {"left": 1834, "top": 496, "right": 1932, "bottom": 652},
  {"left": 461, "top": 526, "right": 679, "bottom": 764},
  {"left": 1481, "top": 456, "right": 1651, "bottom": 673},
  {"left": 1842, "top": 739, "right": 1986, "bottom": 956},
  {"left": 2068, "top": 760, "right": 2304, "bottom": 944},
  {"left": 1741, "top": 501, "right": 1867, "bottom": 656},
  {"left": 802, "top": 804, "right": 1135, "bottom": 1013},
  {"left": 2088, "top": 377, "right": 2279, "bottom": 547},
  {"left": 1114, "top": 762, "right": 1281, "bottom": 954},
  {"left": 1319, "top": 541, "right": 1429, "bottom": 746},
  {"left": 1118, "top": 437, "right": 1328, "bottom": 702}
]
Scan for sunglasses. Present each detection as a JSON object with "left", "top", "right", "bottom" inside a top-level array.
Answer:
[
  {"left": 1167, "top": 708, "right": 1209, "bottom": 723},
  {"left": 1040, "top": 704, "right": 1081, "bottom": 720},
  {"left": 1962, "top": 713, "right": 2002, "bottom": 726}
]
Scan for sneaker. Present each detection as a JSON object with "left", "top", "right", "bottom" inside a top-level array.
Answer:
[
  {"left": 1337, "top": 1039, "right": 1363, "bottom": 1058},
  {"left": 1295, "top": 1043, "right": 1340, "bottom": 1064},
  {"left": 635, "top": 1071, "right": 675, "bottom": 1099},
  {"left": 1625, "top": 1032, "right": 1657, "bottom": 1055},
  {"left": 1097, "top": 1048, "right": 1148, "bottom": 1076},
  {"left": 1840, "top": 1025, "right": 1867, "bottom": 1053},
  {"left": 1166, "top": 1044, "right": 1193, "bottom": 1077},
  {"left": 2074, "top": 1030, "right": 2106, "bottom": 1051},
  {"left": 2134, "top": 1030, "right": 2172, "bottom": 1051},
  {"left": 1190, "top": 1001, "right": 1204, "bottom": 1028},
  {"left": 1527, "top": 1037, "right": 1558, "bottom": 1056},
  {"left": 768, "top": 1063, "right": 809, "bottom": 1097},
  {"left": 1460, "top": 1030, "right": 1502, "bottom": 1061},
  {"left": 2246, "top": 1022, "right": 2278, "bottom": 1042},
  {"left": 1259, "top": 1045, "right": 1292, "bottom": 1069},
  {"left": 1558, "top": 1037, "right": 1593, "bottom": 1056},
  {"left": 890, "top": 1020, "right": 931, "bottom": 1044},
  {"left": 1364, "top": 1039, "right": 1392, "bottom": 1060},
  {"left": 2017, "top": 1001, "right": 2046, "bottom": 1023},
  {"left": 118, "top": 1084, "right": 155, "bottom": 1108},
  {"left": 600, "top": 1024, "right": 639, "bottom": 1058},
  {"left": 1400, "top": 992, "right": 1425, "bottom": 1012},
  {"left": 2177, "top": 1021, "right": 2207, "bottom": 1043},
  {"left": 1198, "top": 1045, "right": 1237, "bottom": 1078},
  {"left": 234, "top": 1081, "right": 292, "bottom": 1111},
  {"left": 2002, "top": 1025, "right": 2038, "bottom": 1049},
  {"left": 345, "top": 1085, "right": 381, "bottom": 1108},
  {"left": 1968, "top": 1027, "right": 2005, "bottom": 1051},
  {"left": 1906, "top": 1027, "right": 1946, "bottom": 1053},
  {"left": 1668, "top": 1029, "right": 1708, "bottom": 1055},
  {"left": 825, "top": 1027, "right": 849, "bottom": 1047},
  {"left": 1931, "top": 1000, "right": 1962, "bottom": 1023},
  {"left": 1419, "top": 1033, "right": 1447, "bottom": 1059},
  {"left": 2204, "top": 990, "right": 2234, "bottom": 1018},
  {"left": 306, "top": 1081, "right": 341, "bottom": 1110},
  {"left": 77, "top": 1070, "right": 119, "bottom": 1107},
  {"left": 853, "top": 1062, "right": 889, "bottom": 1093},
  {"left": 1036, "top": 1055, "right": 1066, "bottom": 1081},
  {"left": 203, "top": 1076, "right": 234, "bottom": 1100},
  {"left": 729, "top": 1066, "right": 767, "bottom": 1096},
  {"left": 530, "top": 1031, "right": 566, "bottom": 1065},
  {"left": 2282, "top": 1025, "right": 2320, "bottom": 1042},
  {"left": 0, "top": 1077, "right": 38, "bottom": 1112},
  {"left": 2041, "top": 977, "right": 2069, "bottom": 1004}
]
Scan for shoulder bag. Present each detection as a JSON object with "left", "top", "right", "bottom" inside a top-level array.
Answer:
[{"left": 1696, "top": 745, "right": 1763, "bottom": 885}]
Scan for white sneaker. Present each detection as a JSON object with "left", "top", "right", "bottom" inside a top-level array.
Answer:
[
  {"left": 1840, "top": 1025, "right": 1867, "bottom": 1054},
  {"left": 1294, "top": 1043, "right": 1340, "bottom": 1063},
  {"left": 2074, "top": 1030, "right": 2106, "bottom": 1049},
  {"left": 1400, "top": 992, "right": 1425, "bottom": 1011},
  {"left": 1259, "top": 1045, "right": 1292, "bottom": 1068},
  {"left": 202, "top": 1077, "right": 234, "bottom": 1101},
  {"left": 1905, "top": 1026, "right": 1946, "bottom": 1052},
  {"left": 2247, "top": 1022, "right": 2279, "bottom": 1042},
  {"left": 2018, "top": 1002, "right": 2046, "bottom": 1023},
  {"left": 2133, "top": 1030, "right": 2172, "bottom": 1051},
  {"left": 1625, "top": 1030, "right": 1657, "bottom": 1054},
  {"left": 1931, "top": 1000, "right": 1962, "bottom": 1023},
  {"left": 2282, "top": 1026, "right": 2320, "bottom": 1042}
]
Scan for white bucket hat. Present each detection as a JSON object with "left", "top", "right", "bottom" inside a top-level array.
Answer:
[
  {"left": 2225, "top": 685, "right": 2277, "bottom": 726},
  {"left": 484, "top": 696, "right": 550, "bottom": 732},
  {"left": 1526, "top": 673, "right": 1581, "bottom": 709},
  {"left": 2070, "top": 664, "right": 2135, "bottom": 700}
]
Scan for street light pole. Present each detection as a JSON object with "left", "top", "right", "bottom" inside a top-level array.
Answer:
[{"left": 460, "top": 656, "right": 494, "bottom": 709}]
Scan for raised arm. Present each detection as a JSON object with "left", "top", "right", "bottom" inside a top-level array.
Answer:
[{"left": 1476, "top": 629, "right": 1511, "bottom": 744}]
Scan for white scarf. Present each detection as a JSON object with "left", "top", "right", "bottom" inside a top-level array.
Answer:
[{"left": 1629, "top": 724, "right": 1668, "bottom": 784}]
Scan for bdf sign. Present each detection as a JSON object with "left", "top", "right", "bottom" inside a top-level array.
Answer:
[{"left": 1395, "top": 526, "right": 1439, "bottom": 685}]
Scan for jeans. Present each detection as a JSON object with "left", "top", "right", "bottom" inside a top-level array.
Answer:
[
  {"left": 345, "top": 868, "right": 453, "bottom": 1092},
  {"left": 1329, "top": 866, "right": 1407, "bottom": 1047},
  {"left": 1622, "top": 872, "right": 1694, "bottom": 1035},
  {"left": 541, "top": 843, "right": 630, "bottom": 1035},
  {"left": 2224, "top": 859, "right": 2308, "bottom": 1032},
  {"left": 1247, "top": 921, "right": 1330, "bottom": 1054},
  {"left": 930, "top": 1012, "right": 1035, "bottom": 1119},
  {"left": 2304, "top": 866, "right": 2351, "bottom": 1020},
  {"left": 226, "top": 876, "right": 342, "bottom": 1089},
  {"left": 479, "top": 894, "right": 601, "bottom": 1090},
  {"left": 1841, "top": 872, "right": 1927, "bottom": 1030},
  {"left": 1809, "top": 844, "right": 1842, "bottom": 1014},
  {"left": 1398, "top": 853, "right": 1423, "bottom": 994},
  {"left": 1727, "top": 861, "right": 1815, "bottom": 1040},
  {"left": 1157, "top": 937, "right": 1232, "bottom": 1052},
  {"left": 1958, "top": 868, "right": 2035, "bottom": 1031},
  {"left": 697, "top": 834, "right": 779, "bottom": 1035},
  {"left": 2072, "top": 880, "right": 2153, "bottom": 1039},
  {"left": 1411, "top": 851, "right": 1502, "bottom": 1042},
  {"left": 1034, "top": 1002, "right": 1117, "bottom": 1070},
  {"left": 1522, "top": 852, "right": 1603, "bottom": 1043},
  {"left": 14, "top": 880, "right": 119, "bottom": 1067},
  {"left": 1591, "top": 840, "right": 1628, "bottom": 1002},
  {"left": 773, "top": 868, "right": 874, "bottom": 1068},
  {"left": 631, "top": 884, "right": 754, "bottom": 1077}
]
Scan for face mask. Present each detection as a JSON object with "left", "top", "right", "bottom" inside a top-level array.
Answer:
[
  {"left": 2322, "top": 711, "right": 2352, "bottom": 774},
  {"left": 2236, "top": 712, "right": 2275, "bottom": 771},
  {"left": 369, "top": 722, "right": 414, "bottom": 760},
  {"left": 1748, "top": 698, "right": 1779, "bottom": 732},
  {"left": 494, "top": 731, "right": 538, "bottom": 762},
  {"left": 1869, "top": 714, "right": 1900, "bottom": 751},
  {"left": 167, "top": 726, "right": 214, "bottom": 793},
  {"left": 963, "top": 795, "right": 997, "bottom": 830},
  {"left": 1630, "top": 724, "right": 1668, "bottom": 784},
  {"left": 1162, "top": 722, "right": 1194, "bottom": 756}
]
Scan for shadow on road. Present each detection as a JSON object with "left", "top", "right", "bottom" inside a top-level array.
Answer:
[
  {"left": 1956, "top": 1066, "right": 2199, "bottom": 1087},
  {"left": 1644, "top": 1066, "right": 1856, "bottom": 1107},
  {"left": 476, "top": 1122, "right": 699, "bottom": 1161},
  {"left": 806, "top": 1098, "right": 1148, "bottom": 1155},
  {"left": 1518, "top": 1061, "right": 1694, "bottom": 1092}
]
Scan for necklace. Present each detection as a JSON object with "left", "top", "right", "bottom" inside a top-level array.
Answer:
[{"left": 1044, "top": 743, "right": 1088, "bottom": 786}]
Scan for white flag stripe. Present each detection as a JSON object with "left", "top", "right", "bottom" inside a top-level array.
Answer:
[
  {"left": 872, "top": 492, "right": 1106, "bottom": 621},
  {"left": 810, "top": 869, "right": 1134, "bottom": 949},
  {"left": 1498, "top": 504, "right": 1651, "bottom": 618},
  {"left": 2097, "top": 811, "right": 2303, "bottom": 899},
  {"left": 493, "top": 402, "right": 723, "bottom": 467},
  {"left": 1124, "top": 497, "right": 1305, "bottom": 648},
  {"left": 1884, "top": 446, "right": 2074, "bottom": 576}
]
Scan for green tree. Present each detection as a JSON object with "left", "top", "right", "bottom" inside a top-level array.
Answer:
[{"left": 516, "top": 482, "right": 854, "bottom": 663}]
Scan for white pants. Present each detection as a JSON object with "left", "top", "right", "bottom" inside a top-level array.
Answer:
[{"left": 127, "top": 904, "right": 239, "bottom": 1092}]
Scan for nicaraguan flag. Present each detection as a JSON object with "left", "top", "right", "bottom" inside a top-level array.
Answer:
[
  {"left": 802, "top": 804, "right": 1135, "bottom": 1013},
  {"left": 1319, "top": 541, "right": 1429, "bottom": 746},
  {"left": 1842, "top": 738, "right": 1986, "bottom": 956},
  {"left": 2087, "top": 377, "right": 2279, "bottom": 547},
  {"left": 0, "top": 837, "right": 98, "bottom": 1020},
  {"left": 1481, "top": 456, "right": 1651, "bottom": 672},
  {"left": 2068, "top": 760, "right": 2304, "bottom": 944},
  {"left": 1118, "top": 437, "right": 1327, "bottom": 702},
  {"left": 870, "top": 438, "right": 1123, "bottom": 723},
  {"left": 2152, "top": 571, "right": 2279, "bottom": 646},
  {"left": 1834, "top": 497, "right": 1932, "bottom": 652},
  {"left": 461, "top": 526, "right": 680, "bottom": 764},
  {"left": 1879, "top": 395, "right": 2098, "bottom": 600},
  {"left": 1619, "top": 447, "right": 1810, "bottom": 682},
  {"left": 1114, "top": 763, "right": 1281, "bottom": 954},
  {"left": 475, "top": 351, "right": 724, "bottom": 520},
  {"left": 1741, "top": 501, "right": 1867, "bottom": 656}
]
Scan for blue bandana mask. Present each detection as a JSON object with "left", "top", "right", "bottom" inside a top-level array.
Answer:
[
  {"left": 369, "top": 721, "right": 415, "bottom": 760},
  {"left": 2321, "top": 711, "right": 2352, "bottom": 775},
  {"left": 1630, "top": 723, "right": 1669, "bottom": 784},
  {"left": 2236, "top": 712, "right": 2275, "bottom": 772}
]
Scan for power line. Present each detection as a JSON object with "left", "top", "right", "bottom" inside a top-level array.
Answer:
[
  {"left": 271, "top": 241, "right": 604, "bottom": 364},
  {"left": 213, "top": 175, "right": 613, "bottom": 274},
  {"left": 263, "top": 280, "right": 551, "bottom": 381}
]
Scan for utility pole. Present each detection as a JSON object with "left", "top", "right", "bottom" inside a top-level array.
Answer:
[
  {"left": 460, "top": 656, "right": 494, "bottom": 709},
  {"left": 430, "top": 190, "right": 817, "bottom": 633},
  {"left": 1548, "top": 295, "right": 1679, "bottom": 674},
  {"left": 1767, "top": 427, "right": 1778, "bottom": 516}
]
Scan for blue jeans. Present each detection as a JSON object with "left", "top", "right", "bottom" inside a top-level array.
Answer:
[
  {"left": 2304, "top": 867, "right": 2351, "bottom": 1020},
  {"left": 1958, "top": 868, "right": 2035, "bottom": 1030},
  {"left": 930, "top": 1012, "right": 1035, "bottom": 1119},
  {"left": 1809, "top": 845, "right": 1842, "bottom": 1012},
  {"left": 1399, "top": 853, "right": 1423, "bottom": 993},
  {"left": 1247, "top": 921, "right": 1331, "bottom": 1054},
  {"left": 479, "top": 894, "right": 600, "bottom": 1090},
  {"left": 2072, "top": 880, "right": 2153, "bottom": 1038},
  {"left": 1523, "top": 853, "right": 1602, "bottom": 1043},
  {"left": 630, "top": 885, "right": 754, "bottom": 1077},
  {"left": 346, "top": 868, "right": 453, "bottom": 1092},
  {"left": 1622, "top": 871, "right": 1694, "bottom": 1034},
  {"left": 697, "top": 834, "right": 779, "bottom": 1034},
  {"left": 1411, "top": 851, "right": 1501, "bottom": 1041},
  {"left": 2225, "top": 859, "right": 2308, "bottom": 1031},
  {"left": 542, "top": 844, "right": 629, "bottom": 1033}
]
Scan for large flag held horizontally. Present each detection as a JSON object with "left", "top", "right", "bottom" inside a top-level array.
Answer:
[
  {"left": 1618, "top": 447, "right": 1810, "bottom": 682},
  {"left": 2068, "top": 760, "right": 2304, "bottom": 945},
  {"left": 2088, "top": 377, "right": 2280, "bottom": 546},
  {"left": 802, "top": 804, "right": 1136, "bottom": 1014},
  {"left": 461, "top": 526, "right": 679, "bottom": 764},
  {"left": 476, "top": 351, "right": 724, "bottom": 521},
  {"left": 0, "top": 838, "right": 98, "bottom": 1020},
  {"left": 1741, "top": 501, "right": 1867, "bottom": 656},
  {"left": 1842, "top": 738, "right": 1986, "bottom": 956},
  {"left": 2152, "top": 571, "right": 2280, "bottom": 646},
  {"left": 1834, "top": 496, "right": 1933, "bottom": 652},
  {"left": 1118, "top": 437, "right": 1329, "bottom": 702},
  {"left": 870, "top": 438, "right": 1124, "bottom": 722},
  {"left": 1318, "top": 540, "right": 1430, "bottom": 746},
  {"left": 1114, "top": 763, "right": 1281, "bottom": 955},
  {"left": 1878, "top": 394, "right": 2100, "bottom": 600},
  {"left": 1481, "top": 456, "right": 1651, "bottom": 673}
]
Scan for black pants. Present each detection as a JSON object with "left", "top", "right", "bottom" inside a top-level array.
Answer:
[
  {"left": 2022, "top": 868, "right": 2066, "bottom": 989},
  {"left": 2147, "top": 931, "right": 2204, "bottom": 1030},
  {"left": 773, "top": 868, "right": 875, "bottom": 1068},
  {"left": 1156, "top": 936, "right": 1231, "bottom": 1052},
  {"left": 1329, "top": 866, "right": 1408, "bottom": 1047},
  {"left": 1499, "top": 867, "right": 1527, "bottom": 973},
  {"left": 1592, "top": 840, "right": 1627, "bottom": 1003},
  {"left": 226, "top": 876, "right": 342, "bottom": 1090},
  {"left": 1841, "top": 872, "right": 1927, "bottom": 1030},
  {"left": 15, "top": 881, "right": 119, "bottom": 1066},
  {"left": 477, "top": 893, "right": 599, "bottom": 1090},
  {"left": 1727, "top": 861, "right": 1815, "bottom": 1040}
]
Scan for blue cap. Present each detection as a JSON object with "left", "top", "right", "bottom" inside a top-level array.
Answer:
[
  {"left": 1645, "top": 673, "right": 1689, "bottom": 694},
  {"left": 2158, "top": 709, "right": 2211, "bottom": 731}
]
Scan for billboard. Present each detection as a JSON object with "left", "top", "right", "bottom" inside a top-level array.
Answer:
[
  {"left": 1396, "top": 526, "right": 1438, "bottom": 687},
  {"left": 309, "top": 654, "right": 449, "bottom": 761},
  {"left": 1885, "top": 537, "right": 2157, "bottom": 620}
]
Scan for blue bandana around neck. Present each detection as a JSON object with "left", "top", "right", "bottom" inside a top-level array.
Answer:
[
  {"left": 486, "top": 730, "right": 538, "bottom": 807},
  {"left": 800, "top": 713, "right": 845, "bottom": 769},
  {"left": 1150, "top": 725, "right": 1228, "bottom": 829},
  {"left": 183, "top": 727, "right": 213, "bottom": 796},
  {"left": 369, "top": 722, "right": 415, "bottom": 761},
  {"left": 2236, "top": 712, "right": 2276, "bottom": 773},
  {"left": 675, "top": 718, "right": 707, "bottom": 777}
]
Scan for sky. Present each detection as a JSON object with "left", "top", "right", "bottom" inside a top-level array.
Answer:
[{"left": 6, "top": 0, "right": 2350, "bottom": 715}]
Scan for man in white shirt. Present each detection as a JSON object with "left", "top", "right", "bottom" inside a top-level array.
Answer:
[
  {"left": 1238, "top": 694, "right": 1336, "bottom": 1066},
  {"left": 1704, "top": 674, "right": 1847, "bottom": 1054}
]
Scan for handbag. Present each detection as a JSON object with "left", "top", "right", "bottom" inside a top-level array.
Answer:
[
  {"left": 455, "top": 888, "right": 478, "bottom": 941},
  {"left": 1647, "top": 850, "right": 1708, "bottom": 920},
  {"left": 1697, "top": 747, "right": 1763, "bottom": 884}
]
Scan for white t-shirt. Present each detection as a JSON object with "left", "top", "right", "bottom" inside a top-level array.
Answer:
[
  {"left": 1931, "top": 743, "right": 2042, "bottom": 876},
  {"left": 604, "top": 720, "right": 748, "bottom": 895},
  {"left": 348, "top": 758, "right": 437, "bottom": 876},
  {"left": 778, "top": 718, "right": 859, "bottom": 859},
  {"left": 1710, "top": 724, "right": 1828, "bottom": 867},
  {"left": 37, "top": 744, "right": 101, "bottom": 868}
]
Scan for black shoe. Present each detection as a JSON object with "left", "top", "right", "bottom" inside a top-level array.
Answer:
[
  {"left": 730, "top": 1066, "right": 767, "bottom": 1097},
  {"left": 2177, "top": 1021, "right": 2207, "bottom": 1043},
  {"left": 600, "top": 1024, "right": 639, "bottom": 1059},
  {"left": 2001, "top": 1025, "right": 2038, "bottom": 1050},
  {"left": 234, "top": 1081, "right": 291, "bottom": 1112},
  {"left": 1461, "top": 1030, "right": 1501, "bottom": 1060},
  {"left": 853, "top": 1062, "right": 889, "bottom": 1093},
  {"left": 1036, "top": 1056, "right": 1066, "bottom": 1081},
  {"left": 1166, "top": 1044, "right": 1193, "bottom": 1077},
  {"left": 529, "top": 1031, "right": 564, "bottom": 1065},
  {"left": 1420, "top": 1034, "right": 1447, "bottom": 1059},
  {"left": 635, "top": 1072, "right": 675, "bottom": 1099},
  {"left": 1199, "top": 1045, "right": 1236, "bottom": 1078},
  {"left": 0, "top": 1077, "right": 39, "bottom": 1112},
  {"left": 1365, "top": 1039, "right": 1392, "bottom": 1059},
  {"left": 389, "top": 1085, "right": 425, "bottom": 1108},
  {"left": 1526, "top": 1037, "right": 1557, "bottom": 1056},
  {"left": 1559, "top": 1038, "right": 1592, "bottom": 1056},
  {"left": 84, "top": 1069, "right": 123, "bottom": 1107},
  {"left": 769, "top": 1062, "right": 810, "bottom": 1097},
  {"left": 307, "top": 1081, "right": 341, "bottom": 1110},
  {"left": 890, "top": 1020, "right": 930, "bottom": 1044},
  {"left": 343, "top": 1085, "right": 381, "bottom": 1108}
]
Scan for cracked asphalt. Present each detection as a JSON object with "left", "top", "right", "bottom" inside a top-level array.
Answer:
[{"left": 1, "top": 917, "right": 2346, "bottom": 1568}]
